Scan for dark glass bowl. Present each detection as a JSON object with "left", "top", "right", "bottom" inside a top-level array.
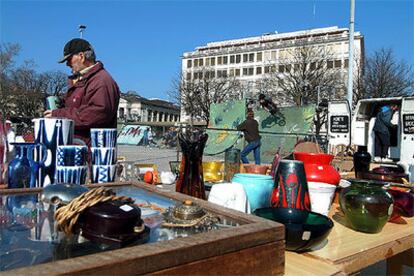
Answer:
[{"left": 254, "top": 207, "right": 334, "bottom": 252}]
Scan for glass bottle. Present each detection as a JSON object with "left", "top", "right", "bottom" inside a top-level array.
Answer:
[{"left": 224, "top": 148, "right": 240, "bottom": 182}]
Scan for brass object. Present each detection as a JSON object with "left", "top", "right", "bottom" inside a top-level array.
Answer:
[
  {"left": 173, "top": 200, "right": 206, "bottom": 220},
  {"left": 162, "top": 200, "right": 219, "bottom": 228}
]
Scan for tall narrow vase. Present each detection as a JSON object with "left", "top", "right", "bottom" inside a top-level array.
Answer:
[
  {"left": 176, "top": 129, "right": 208, "bottom": 200},
  {"left": 7, "top": 142, "right": 47, "bottom": 189},
  {"left": 32, "top": 118, "right": 74, "bottom": 187}
]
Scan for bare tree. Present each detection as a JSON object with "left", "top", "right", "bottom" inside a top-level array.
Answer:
[
  {"left": 0, "top": 43, "right": 21, "bottom": 121},
  {"left": 40, "top": 70, "right": 68, "bottom": 96},
  {"left": 169, "top": 70, "right": 241, "bottom": 124},
  {"left": 364, "top": 48, "right": 414, "bottom": 98},
  {"left": 259, "top": 46, "right": 345, "bottom": 135},
  {"left": 0, "top": 42, "right": 69, "bottom": 119},
  {"left": 267, "top": 46, "right": 345, "bottom": 107}
]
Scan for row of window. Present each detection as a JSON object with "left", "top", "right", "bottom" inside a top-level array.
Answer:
[
  {"left": 186, "top": 43, "right": 349, "bottom": 68},
  {"left": 186, "top": 59, "right": 348, "bottom": 79},
  {"left": 188, "top": 52, "right": 263, "bottom": 68}
]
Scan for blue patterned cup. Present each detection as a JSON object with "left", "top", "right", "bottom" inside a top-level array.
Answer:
[
  {"left": 90, "top": 128, "right": 117, "bottom": 148},
  {"left": 57, "top": 145, "right": 88, "bottom": 166},
  {"left": 91, "top": 147, "right": 117, "bottom": 165},
  {"left": 91, "top": 164, "right": 117, "bottom": 183},
  {"left": 56, "top": 165, "right": 88, "bottom": 185}
]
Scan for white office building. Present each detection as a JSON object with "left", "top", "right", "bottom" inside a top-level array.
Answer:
[{"left": 181, "top": 26, "right": 364, "bottom": 111}]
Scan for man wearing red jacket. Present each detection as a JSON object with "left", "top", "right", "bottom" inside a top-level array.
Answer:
[{"left": 44, "top": 38, "right": 120, "bottom": 145}]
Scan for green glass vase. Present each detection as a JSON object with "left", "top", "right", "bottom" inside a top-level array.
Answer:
[{"left": 339, "top": 180, "right": 393, "bottom": 233}]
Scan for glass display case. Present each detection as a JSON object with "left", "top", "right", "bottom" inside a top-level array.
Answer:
[{"left": 0, "top": 182, "right": 284, "bottom": 275}]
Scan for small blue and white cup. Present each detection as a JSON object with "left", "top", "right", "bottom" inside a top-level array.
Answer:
[
  {"left": 57, "top": 145, "right": 88, "bottom": 166},
  {"left": 91, "top": 147, "right": 117, "bottom": 165},
  {"left": 56, "top": 165, "right": 88, "bottom": 185},
  {"left": 91, "top": 164, "right": 117, "bottom": 183},
  {"left": 90, "top": 128, "right": 117, "bottom": 148}
]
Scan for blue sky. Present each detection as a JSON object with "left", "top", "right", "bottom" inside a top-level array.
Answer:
[{"left": 1, "top": 0, "right": 413, "bottom": 100}]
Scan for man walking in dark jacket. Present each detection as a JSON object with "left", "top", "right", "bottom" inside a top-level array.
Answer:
[
  {"left": 237, "top": 110, "right": 261, "bottom": 164},
  {"left": 44, "top": 38, "right": 120, "bottom": 145},
  {"left": 373, "top": 104, "right": 398, "bottom": 162}
]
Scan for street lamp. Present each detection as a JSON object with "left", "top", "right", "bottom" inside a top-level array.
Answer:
[{"left": 78, "top": 25, "right": 86, "bottom": 38}]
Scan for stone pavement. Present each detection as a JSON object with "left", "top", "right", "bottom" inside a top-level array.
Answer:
[{"left": 117, "top": 145, "right": 224, "bottom": 173}]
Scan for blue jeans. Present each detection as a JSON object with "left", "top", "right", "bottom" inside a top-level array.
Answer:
[{"left": 241, "top": 139, "right": 261, "bottom": 165}]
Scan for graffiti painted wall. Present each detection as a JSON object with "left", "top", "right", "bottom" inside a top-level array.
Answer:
[
  {"left": 117, "top": 125, "right": 150, "bottom": 145},
  {"left": 205, "top": 100, "right": 316, "bottom": 163}
]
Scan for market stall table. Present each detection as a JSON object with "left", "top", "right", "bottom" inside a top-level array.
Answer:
[
  {"left": 0, "top": 182, "right": 285, "bottom": 275},
  {"left": 285, "top": 204, "right": 414, "bottom": 275}
]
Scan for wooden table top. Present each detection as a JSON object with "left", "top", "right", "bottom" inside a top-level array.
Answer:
[{"left": 285, "top": 204, "right": 414, "bottom": 275}]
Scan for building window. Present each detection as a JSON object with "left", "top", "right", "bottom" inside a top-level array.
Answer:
[
  {"left": 344, "top": 59, "right": 349, "bottom": 68},
  {"left": 249, "top": 53, "right": 254, "bottom": 62},
  {"left": 334, "top": 60, "right": 341, "bottom": 68},
  {"left": 271, "top": 51, "right": 277, "bottom": 60},
  {"left": 217, "top": 70, "right": 227, "bottom": 78},
  {"left": 278, "top": 65, "right": 285, "bottom": 73},
  {"left": 235, "top": 68, "right": 240, "bottom": 76},
  {"left": 243, "top": 68, "right": 248, "bottom": 75},
  {"left": 256, "top": 67, "right": 262, "bottom": 75},
  {"left": 187, "top": 59, "right": 192, "bottom": 68},
  {"left": 327, "top": 60, "right": 334, "bottom": 69},
  {"left": 223, "top": 56, "right": 228, "bottom": 64},
  {"left": 256, "top": 52, "right": 262, "bottom": 62},
  {"left": 194, "top": 59, "right": 198, "bottom": 67},
  {"left": 285, "top": 64, "right": 291, "bottom": 72},
  {"left": 205, "top": 58, "right": 210, "bottom": 66},
  {"left": 229, "top": 68, "right": 234, "bottom": 77},
  {"left": 264, "top": 51, "right": 271, "bottom": 61},
  {"left": 243, "top": 54, "right": 248, "bottom": 63},
  {"left": 211, "top": 57, "right": 215, "bottom": 66},
  {"left": 294, "top": 64, "right": 300, "bottom": 72},
  {"left": 236, "top": 54, "right": 241, "bottom": 63},
  {"left": 248, "top": 67, "right": 254, "bottom": 75},
  {"left": 265, "top": 65, "right": 271, "bottom": 73},
  {"left": 217, "top": 56, "right": 222, "bottom": 65},
  {"left": 230, "top": 55, "right": 235, "bottom": 64},
  {"left": 186, "top": 72, "right": 191, "bottom": 80},
  {"left": 199, "top": 58, "right": 203, "bottom": 66}
]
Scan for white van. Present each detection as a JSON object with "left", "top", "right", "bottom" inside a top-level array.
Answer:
[{"left": 328, "top": 96, "right": 414, "bottom": 176}]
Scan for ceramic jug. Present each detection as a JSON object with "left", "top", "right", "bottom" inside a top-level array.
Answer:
[
  {"left": 8, "top": 142, "right": 47, "bottom": 189},
  {"left": 32, "top": 118, "right": 74, "bottom": 187}
]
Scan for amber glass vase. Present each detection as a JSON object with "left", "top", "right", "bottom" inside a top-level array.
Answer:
[{"left": 176, "top": 129, "right": 208, "bottom": 200}]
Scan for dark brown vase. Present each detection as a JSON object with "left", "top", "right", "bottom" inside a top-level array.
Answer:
[
  {"left": 176, "top": 129, "right": 208, "bottom": 200},
  {"left": 353, "top": 146, "right": 371, "bottom": 178}
]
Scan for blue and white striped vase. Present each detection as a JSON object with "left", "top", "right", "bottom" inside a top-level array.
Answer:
[{"left": 32, "top": 118, "right": 74, "bottom": 187}]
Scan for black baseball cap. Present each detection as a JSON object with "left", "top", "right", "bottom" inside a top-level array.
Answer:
[{"left": 58, "top": 38, "right": 92, "bottom": 63}]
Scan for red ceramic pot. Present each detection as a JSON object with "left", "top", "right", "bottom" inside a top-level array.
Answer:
[
  {"left": 243, "top": 164, "right": 269, "bottom": 175},
  {"left": 294, "top": 152, "right": 340, "bottom": 185}
]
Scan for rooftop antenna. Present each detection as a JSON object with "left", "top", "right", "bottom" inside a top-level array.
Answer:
[{"left": 78, "top": 25, "right": 86, "bottom": 38}]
